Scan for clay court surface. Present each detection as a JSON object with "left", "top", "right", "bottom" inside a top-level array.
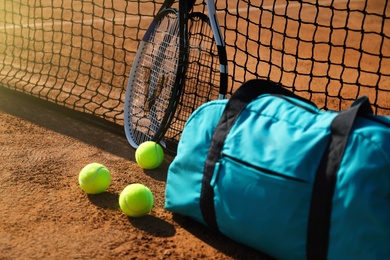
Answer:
[
  {"left": 0, "top": 0, "right": 389, "bottom": 259},
  {"left": 0, "top": 89, "right": 273, "bottom": 259}
]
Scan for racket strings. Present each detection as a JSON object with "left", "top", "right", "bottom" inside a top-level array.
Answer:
[
  {"left": 129, "top": 12, "right": 180, "bottom": 145},
  {"left": 165, "top": 14, "right": 220, "bottom": 142}
]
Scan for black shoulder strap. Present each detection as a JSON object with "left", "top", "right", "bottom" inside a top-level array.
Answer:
[
  {"left": 200, "top": 79, "right": 312, "bottom": 230},
  {"left": 306, "top": 96, "right": 373, "bottom": 259},
  {"left": 200, "top": 79, "right": 374, "bottom": 258}
]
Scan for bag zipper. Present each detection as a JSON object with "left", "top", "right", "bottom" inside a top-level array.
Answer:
[{"left": 222, "top": 153, "right": 307, "bottom": 183}]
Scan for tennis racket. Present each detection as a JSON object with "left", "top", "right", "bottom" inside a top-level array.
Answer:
[
  {"left": 124, "top": 0, "right": 227, "bottom": 151},
  {"left": 163, "top": 2, "right": 228, "bottom": 153}
]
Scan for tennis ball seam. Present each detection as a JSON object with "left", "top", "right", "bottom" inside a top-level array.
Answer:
[
  {"left": 136, "top": 142, "right": 163, "bottom": 169},
  {"left": 80, "top": 166, "right": 105, "bottom": 185},
  {"left": 124, "top": 188, "right": 152, "bottom": 214},
  {"left": 151, "top": 143, "right": 161, "bottom": 169}
]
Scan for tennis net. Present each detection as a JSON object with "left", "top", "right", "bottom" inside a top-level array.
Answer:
[{"left": 1, "top": 0, "right": 389, "bottom": 128}]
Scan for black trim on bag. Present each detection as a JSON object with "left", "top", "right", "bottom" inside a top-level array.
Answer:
[
  {"left": 200, "top": 79, "right": 312, "bottom": 231},
  {"left": 306, "top": 96, "right": 373, "bottom": 259},
  {"left": 200, "top": 79, "right": 375, "bottom": 259}
]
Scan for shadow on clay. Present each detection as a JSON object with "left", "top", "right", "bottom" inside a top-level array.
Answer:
[
  {"left": 128, "top": 215, "right": 176, "bottom": 238},
  {"left": 172, "top": 213, "right": 274, "bottom": 260},
  {"left": 87, "top": 191, "right": 120, "bottom": 211}
]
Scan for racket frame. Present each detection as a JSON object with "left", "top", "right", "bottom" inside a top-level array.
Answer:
[
  {"left": 124, "top": 0, "right": 228, "bottom": 150},
  {"left": 124, "top": 0, "right": 189, "bottom": 148}
]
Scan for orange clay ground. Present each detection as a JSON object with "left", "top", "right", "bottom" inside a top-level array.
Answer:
[{"left": 0, "top": 88, "right": 273, "bottom": 259}]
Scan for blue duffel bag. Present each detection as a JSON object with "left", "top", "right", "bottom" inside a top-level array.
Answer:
[{"left": 165, "top": 79, "right": 390, "bottom": 259}]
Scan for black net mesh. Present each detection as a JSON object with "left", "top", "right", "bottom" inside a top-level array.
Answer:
[{"left": 1, "top": 0, "right": 389, "bottom": 130}]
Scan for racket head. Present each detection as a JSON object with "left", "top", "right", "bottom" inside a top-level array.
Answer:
[
  {"left": 124, "top": 9, "right": 183, "bottom": 149},
  {"left": 163, "top": 12, "right": 228, "bottom": 153}
]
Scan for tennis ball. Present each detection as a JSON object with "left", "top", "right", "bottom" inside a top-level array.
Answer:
[
  {"left": 135, "top": 141, "right": 164, "bottom": 169},
  {"left": 119, "top": 183, "right": 154, "bottom": 217},
  {"left": 78, "top": 163, "right": 111, "bottom": 194}
]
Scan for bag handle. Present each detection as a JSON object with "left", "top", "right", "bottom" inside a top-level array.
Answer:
[
  {"left": 200, "top": 79, "right": 314, "bottom": 230},
  {"left": 306, "top": 96, "right": 373, "bottom": 259}
]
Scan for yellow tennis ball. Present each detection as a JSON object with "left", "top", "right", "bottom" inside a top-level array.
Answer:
[
  {"left": 78, "top": 163, "right": 111, "bottom": 194},
  {"left": 119, "top": 183, "right": 154, "bottom": 217},
  {"left": 135, "top": 141, "right": 164, "bottom": 169}
]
